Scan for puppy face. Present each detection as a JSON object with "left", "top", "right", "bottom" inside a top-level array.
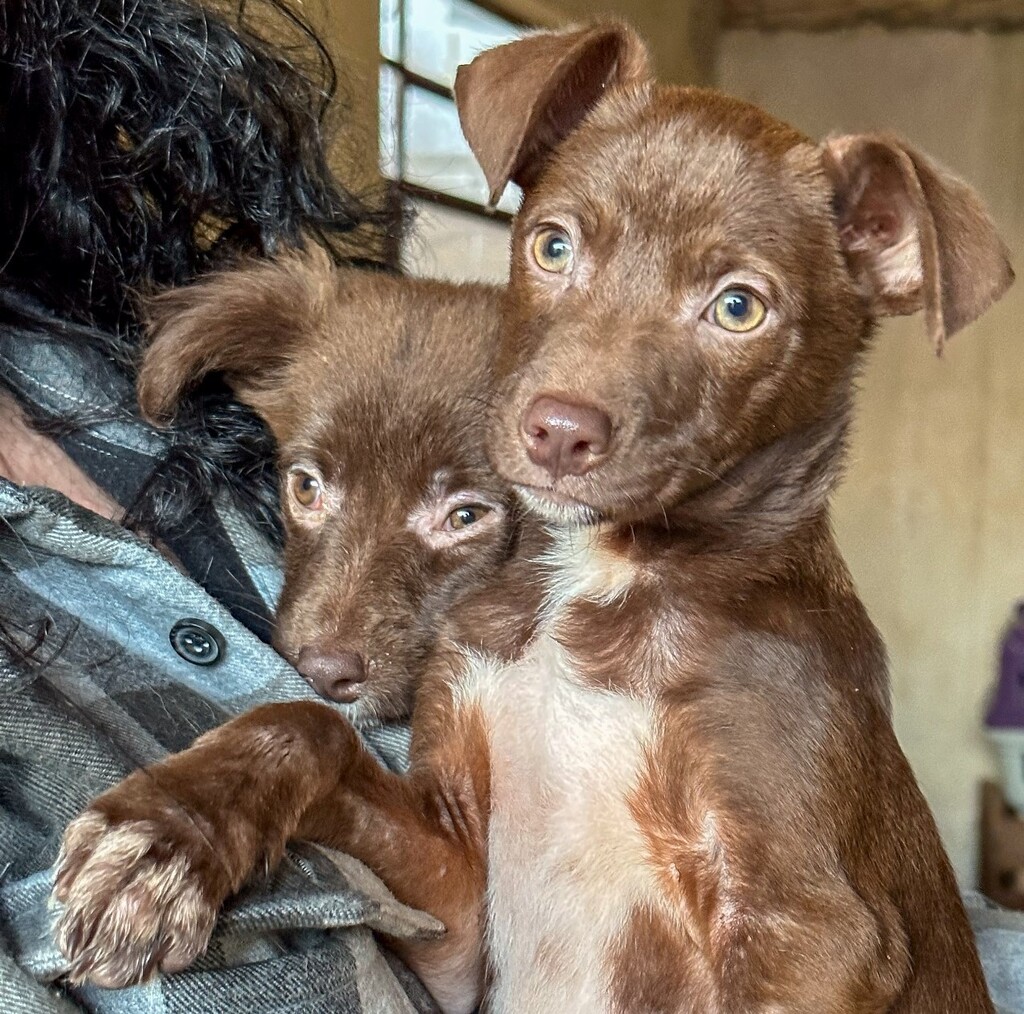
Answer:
[
  {"left": 139, "top": 254, "right": 514, "bottom": 720},
  {"left": 270, "top": 371, "right": 512, "bottom": 721},
  {"left": 455, "top": 24, "right": 1012, "bottom": 527},
  {"left": 489, "top": 91, "right": 863, "bottom": 524}
]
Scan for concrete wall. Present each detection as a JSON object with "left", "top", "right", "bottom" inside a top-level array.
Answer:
[
  {"left": 721, "top": 28, "right": 1024, "bottom": 885},
  {"left": 299, "top": 0, "right": 383, "bottom": 187},
  {"left": 548, "top": 0, "right": 720, "bottom": 83}
]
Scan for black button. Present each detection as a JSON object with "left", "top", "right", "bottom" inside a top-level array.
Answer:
[{"left": 169, "top": 619, "right": 225, "bottom": 667}]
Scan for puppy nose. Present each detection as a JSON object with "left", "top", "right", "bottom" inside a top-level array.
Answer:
[
  {"left": 295, "top": 646, "right": 367, "bottom": 704},
  {"left": 520, "top": 396, "right": 612, "bottom": 479}
]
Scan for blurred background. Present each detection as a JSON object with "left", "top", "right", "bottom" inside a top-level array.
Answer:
[{"left": 300, "top": 0, "right": 1024, "bottom": 892}]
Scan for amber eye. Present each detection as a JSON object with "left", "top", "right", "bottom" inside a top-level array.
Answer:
[
  {"left": 288, "top": 469, "right": 323, "bottom": 511},
  {"left": 531, "top": 227, "right": 574, "bottom": 274},
  {"left": 711, "top": 287, "right": 768, "bottom": 333},
  {"left": 445, "top": 504, "right": 492, "bottom": 531}
]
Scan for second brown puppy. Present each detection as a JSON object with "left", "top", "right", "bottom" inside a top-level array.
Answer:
[{"left": 137, "top": 253, "right": 521, "bottom": 722}]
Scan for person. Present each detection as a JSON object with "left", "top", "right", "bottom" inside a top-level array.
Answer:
[{"left": 0, "top": 1, "right": 438, "bottom": 1010}]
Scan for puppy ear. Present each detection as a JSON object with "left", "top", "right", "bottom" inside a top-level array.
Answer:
[
  {"left": 824, "top": 134, "right": 1013, "bottom": 352},
  {"left": 454, "top": 21, "right": 650, "bottom": 204},
  {"left": 137, "top": 248, "right": 333, "bottom": 426}
]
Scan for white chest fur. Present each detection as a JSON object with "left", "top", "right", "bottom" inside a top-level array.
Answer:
[{"left": 456, "top": 629, "right": 659, "bottom": 1014}]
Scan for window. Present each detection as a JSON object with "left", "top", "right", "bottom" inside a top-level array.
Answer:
[{"left": 379, "top": 0, "right": 528, "bottom": 281}]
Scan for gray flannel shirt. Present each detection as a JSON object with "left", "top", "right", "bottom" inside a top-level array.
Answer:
[{"left": 0, "top": 478, "right": 442, "bottom": 1013}]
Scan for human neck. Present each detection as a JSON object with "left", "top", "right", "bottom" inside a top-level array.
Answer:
[{"left": 0, "top": 388, "right": 123, "bottom": 521}]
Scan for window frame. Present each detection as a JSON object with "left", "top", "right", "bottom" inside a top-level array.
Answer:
[{"left": 379, "top": 0, "right": 564, "bottom": 262}]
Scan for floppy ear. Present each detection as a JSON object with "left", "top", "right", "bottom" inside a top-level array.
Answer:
[
  {"left": 824, "top": 134, "right": 1013, "bottom": 352},
  {"left": 137, "top": 247, "right": 333, "bottom": 426},
  {"left": 454, "top": 21, "right": 650, "bottom": 205}
]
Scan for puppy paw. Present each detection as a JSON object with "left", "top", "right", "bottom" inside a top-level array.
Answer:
[{"left": 53, "top": 807, "right": 223, "bottom": 987}]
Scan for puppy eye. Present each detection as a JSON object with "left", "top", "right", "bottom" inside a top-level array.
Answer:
[
  {"left": 288, "top": 469, "right": 323, "bottom": 511},
  {"left": 531, "top": 228, "right": 574, "bottom": 274},
  {"left": 444, "top": 504, "right": 492, "bottom": 531},
  {"left": 710, "top": 287, "right": 767, "bottom": 333}
]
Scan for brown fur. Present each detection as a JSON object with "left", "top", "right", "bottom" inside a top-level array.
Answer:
[
  {"left": 138, "top": 251, "right": 524, "bottom": 721},
  {"left": 55, "top": 20, "right": 1013, "bottom": 1014}
]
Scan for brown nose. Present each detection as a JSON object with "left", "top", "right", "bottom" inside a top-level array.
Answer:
[
  {"left": 520, "top": 396, "right": 612, "bottom": 479},
  {"left": 295, "top": 646, "right": 367, "bottom": 703}
]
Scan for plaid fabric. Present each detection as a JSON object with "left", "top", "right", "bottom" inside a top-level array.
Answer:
[
  {"left": 965, "top": 891, "right": 1024, "bottom": 1014},
  {"left": 0, "top": 479, "right": 441, "bottom": 1013},
  {"left": 0, "top": 324, "right": 280, "bottom": 642}
]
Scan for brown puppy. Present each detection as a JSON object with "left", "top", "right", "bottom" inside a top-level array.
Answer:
[
  {"left": 455, "top": 21, "right": 1011, "bottom": 1012},
  {"left": 55, "top": 22, "right": 1012, "bottom": 1014},
  {"left": 136, "top": 250, "right": 518, "bottom": 723}
]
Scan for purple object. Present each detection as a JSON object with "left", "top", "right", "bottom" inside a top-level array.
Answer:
[{"left": 987, "top": 603, "right": 1024, "bottom": 728}]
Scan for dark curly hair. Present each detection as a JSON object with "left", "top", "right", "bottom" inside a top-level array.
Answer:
[{"left": 0, "top": 0, "right": 398, "bottom": 547}]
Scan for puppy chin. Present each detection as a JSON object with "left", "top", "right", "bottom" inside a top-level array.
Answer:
[
  {"left": 514, "top": 486, "right": 601, "bottom": 526},
  {"left": 331, "top": 690, "right": 404, "bottom": 727}
]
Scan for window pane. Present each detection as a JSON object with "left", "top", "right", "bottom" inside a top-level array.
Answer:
[
  {"left": 402, "top": 84, "right": 488, "bottom": 203},
  {"left": 379, "top": 65, "right": 401, "bottom": 179},
  {"left": 401, "top": 86, "right": 522, "bottom": 209},
  {"left": 403, "top": 198, "right": 510, "bottom": 283},
  {"left": 380, "top": 0, "right": 401, "bottom": 61},
  {"left": 495, "top": 180, "right": 522, "bottom": 215},
  {"left": 402, "top": 0, "right": 525, "bottom": 89}
]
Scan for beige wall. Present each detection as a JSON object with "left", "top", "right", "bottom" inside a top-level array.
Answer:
[
  {"left": 546, "top": 0, "right": 719, "bottom": 83},
  {"left": 721, "top": 28, "right": 1024, "bottom": 886},
  {"left": 299, "top": 0, "right": 382, "bottom": 186}
]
